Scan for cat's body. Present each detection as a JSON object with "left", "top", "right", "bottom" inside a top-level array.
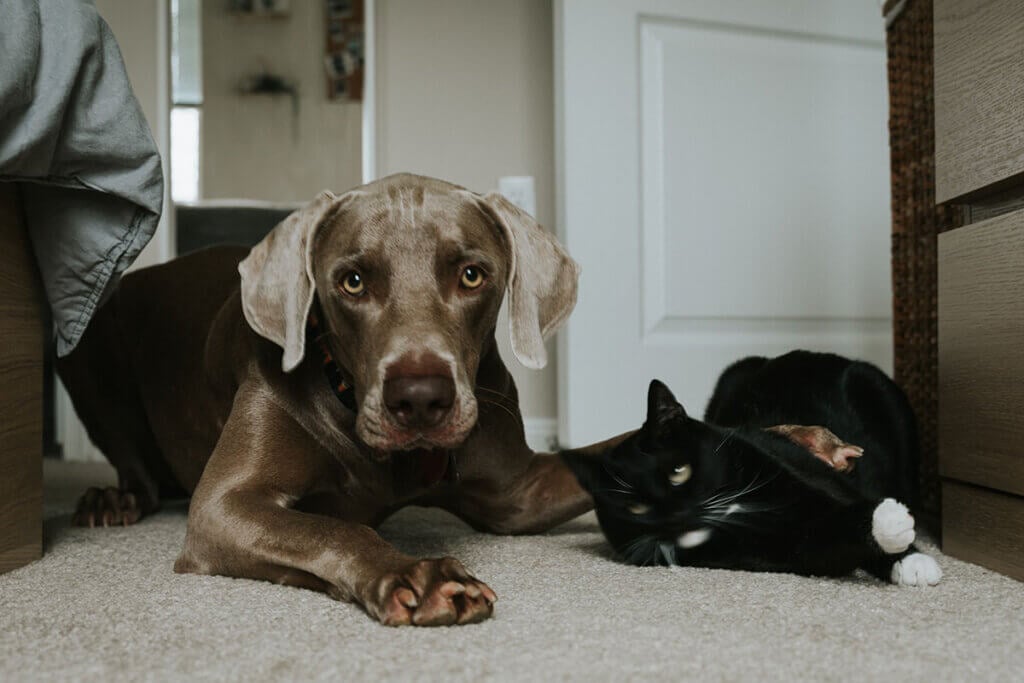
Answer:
[{"left": 563, "top": 351, "right": 942, "bottom": 586}]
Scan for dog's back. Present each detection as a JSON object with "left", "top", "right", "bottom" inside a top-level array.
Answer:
[{"left": 704, "top": 350, "right": 920, "bottom": 509}]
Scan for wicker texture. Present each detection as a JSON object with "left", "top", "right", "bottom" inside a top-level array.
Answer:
[{"left": 885, "top": 0, "right": 961, "bottom": 533}]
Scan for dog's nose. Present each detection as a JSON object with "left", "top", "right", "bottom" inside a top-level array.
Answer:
[{"left": 383, "top": 375, "right": 455, "bottom": 429}]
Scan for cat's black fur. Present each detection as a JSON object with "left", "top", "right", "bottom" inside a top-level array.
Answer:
[{"left": 562, "top": 351, "right": 934, "bottom": 583}]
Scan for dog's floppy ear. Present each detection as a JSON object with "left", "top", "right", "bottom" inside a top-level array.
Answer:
[
  {"left": 238, "top": 190, "right": 340, "bottom": 372},
  {"left": 481, "top": 192, "right": 580, "bottom": 369}
]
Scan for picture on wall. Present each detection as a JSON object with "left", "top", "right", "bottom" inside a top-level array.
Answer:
[{"left": 324, "top": 0, "right": 364, "bottom": 101}]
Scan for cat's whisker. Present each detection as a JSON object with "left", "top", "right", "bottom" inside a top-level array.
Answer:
[
  {"left": 603, "top": 463, "right": 634, "bottom": 491},
  {"left": 701, "top": 471, "right": 781, "bottom": 510},
  {"left": 622, "top": 542, "right": 645, "bottom": 565},
  {"left": 713, "top": 429, "right": 737, "bottom": 454},
  {"left": 591, "top": 487, "right": 636, "bottom": 497},
  {"left": 620, "top": 534, "right": 658, "bottom": 566},
  {"left": 658, "top": 541, "right": 678, "bottom": 567}
]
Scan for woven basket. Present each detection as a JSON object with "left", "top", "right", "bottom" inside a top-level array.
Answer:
[{"left": 884, "top": 0, "right": 961, "bottom": 534}]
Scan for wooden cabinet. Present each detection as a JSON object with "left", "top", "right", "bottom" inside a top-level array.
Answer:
[
  {"left": 935, "top": 0, "right": 1024, "bottom": 203},
  {"left": 935, "top": 0, "right": 1024, "bottom": 582},
  {"left": 0, "top": 184, "right": 43, "bottom": 574}
]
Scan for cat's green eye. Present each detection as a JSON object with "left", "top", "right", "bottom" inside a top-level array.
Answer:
[
  {"left": 627, "top": 503, "right": 651, "bottom": 515},
  {"left": 669, "top": 464, "right": 692, "bottom": 486}
]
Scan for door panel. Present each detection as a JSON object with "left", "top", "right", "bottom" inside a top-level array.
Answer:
[{"left": 556, "top": 0, "right": 891, "bottom": 447}]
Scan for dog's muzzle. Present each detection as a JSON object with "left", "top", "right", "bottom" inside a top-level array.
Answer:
[{"left": 383, "top": 375, "right": 456, "bottom": 430}]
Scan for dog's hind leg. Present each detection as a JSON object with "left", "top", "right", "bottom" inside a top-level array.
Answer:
[{"left": 56, "top": 305, "right": 169, "bottom": 526}]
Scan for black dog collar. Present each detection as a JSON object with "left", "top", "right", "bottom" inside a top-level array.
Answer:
[{"left": 307, "top": 309, "right": 358, "bottom": 412}]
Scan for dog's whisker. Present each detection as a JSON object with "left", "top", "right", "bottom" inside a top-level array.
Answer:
[
  {"left": 475, "top": 386, "right": 514, "bottom": 401},
  {"left": 476, "top": 397, "right": 519, "bottom": 422}
]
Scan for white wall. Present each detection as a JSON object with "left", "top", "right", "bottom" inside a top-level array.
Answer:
[
  {"left": 200, "top": 1, "right": 362, "bottom": 201},
  {"left": 375, "top": 0, "right": 558, "bottom": 424}
]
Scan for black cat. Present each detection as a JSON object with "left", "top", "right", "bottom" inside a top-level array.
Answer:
[{"left": 562, "top": 351, "right": 941, "bottom": 586}]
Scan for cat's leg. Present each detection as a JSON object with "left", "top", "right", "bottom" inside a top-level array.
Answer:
[
  {"left": 766, "top": 425, "right": 863, "bottom": 472},
  {"left": 871, "top": 497, "right": 915, "bottom": 553},
  {"left": 789, "top": 498, "right": 939, "bottom": 585},
  {"left": 860, "top": 499, "right": 942, "bottom": 586},
  {"left": 861, "top": 546, "right": 942, "bottom": 586}
]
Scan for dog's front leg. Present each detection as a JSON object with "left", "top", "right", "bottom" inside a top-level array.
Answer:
[
  {"left": 455, "top": 431, "right": 636, "bottom": 535},
  {"left": 175, "top": 384, "right": 495, "bottom": 626}
]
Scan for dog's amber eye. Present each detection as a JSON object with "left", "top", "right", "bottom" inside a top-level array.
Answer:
[
  {"left": 669, "top": 464, "right": 691, "bottom": 486},
  {"left": 339, "top": 272, "right": 365, "bottom": 296},
  {"left": 460, "top": 265, "right": 485, "bottom": 289}
]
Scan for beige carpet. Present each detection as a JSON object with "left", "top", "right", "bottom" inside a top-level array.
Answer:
[{"left": 1, "top": 461, "right": 1022, "bottom": 682}]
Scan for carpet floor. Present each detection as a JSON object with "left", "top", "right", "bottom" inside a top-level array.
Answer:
[{"left": 1, "top": 460, "right": 1022, "bottom": 682}]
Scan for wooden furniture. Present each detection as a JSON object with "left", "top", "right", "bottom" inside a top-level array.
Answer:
[
  {"left": 0, "top": 183, "right": 44, "bottom": 574},
  {"left": 935, "top": 0, "right": 1024, "bottom": 582}
]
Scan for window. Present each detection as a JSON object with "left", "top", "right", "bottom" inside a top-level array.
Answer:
[{"left": 170, "top": 0, "right": 202, "bottom": 202}]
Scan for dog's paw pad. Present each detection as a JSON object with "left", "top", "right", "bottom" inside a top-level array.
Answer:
[
  {"left": 891, "top": 553, "right": 942, "bottom": 587},
  {"left": 872, "top": 498, "right": 915, "bottom": 554}
]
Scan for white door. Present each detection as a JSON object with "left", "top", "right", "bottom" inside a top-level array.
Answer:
[{"left": 555, "top": 0, "right": 891, "bottom": 447}]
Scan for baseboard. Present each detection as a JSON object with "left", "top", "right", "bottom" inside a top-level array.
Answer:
[{"left": 524, "top": 417, "right": 559, "bottom": 453}]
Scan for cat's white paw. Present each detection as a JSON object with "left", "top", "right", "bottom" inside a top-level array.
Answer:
[
  {"left": 891, "top": 553, "right": 942, "bottom": 586},
  {"left": 872, "top": 498, "right": 915, "bottom": 554}
]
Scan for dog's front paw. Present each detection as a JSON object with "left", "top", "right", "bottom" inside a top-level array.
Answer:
[
  {"left": 769, "top": 425, "right": 864, "bottom": 472},
  {"left": 872, "top": 498, "right": 915, "bottom": 554},
  {"left": 364, "top": 557, "right": 496, "bottom": 627}
]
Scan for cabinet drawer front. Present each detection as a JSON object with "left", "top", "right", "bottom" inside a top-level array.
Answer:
[
  {"left": 938, "top": 209, "right": 1024, "bottom": 496},
  {"left": 943, "top": 481, "right": 1024, "bottom": 582},
  {"left": 0, "top": 184, "right": 43, "bottom": 574},
  {"left": 935, "top": 0, "right": 1024, "bottom": 202}
]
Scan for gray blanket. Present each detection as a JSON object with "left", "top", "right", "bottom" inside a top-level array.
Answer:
[{"left": 0, "top": 0, "right": 163, "bottom": 356}]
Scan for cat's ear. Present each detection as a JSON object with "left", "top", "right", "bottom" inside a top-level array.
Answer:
[
  {"left": 646, "top": 379, "right": 687, "bottom": 427},
  {"left": 560, "top": 452, "right": 603, "bottom": 494}
]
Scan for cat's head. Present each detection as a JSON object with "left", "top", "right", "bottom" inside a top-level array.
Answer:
[{"left": 563, "top": 380, "right": 729, "bottom": 565}]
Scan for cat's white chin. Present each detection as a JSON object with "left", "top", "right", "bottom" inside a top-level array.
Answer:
[{"left": 677, "top": 528, "right": 712, "bottom": 549}]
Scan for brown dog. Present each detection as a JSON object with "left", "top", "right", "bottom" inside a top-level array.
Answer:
[
  {"left": 58, "top": 173, "right": 854, "bottom": 625},
  {"left": 58, "top": 173, "right": 606, "bottom": 626}
]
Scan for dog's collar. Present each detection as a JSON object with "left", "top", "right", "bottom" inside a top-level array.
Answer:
[{"left": 307, "top": 310, "right": 358, "bottom": 412}]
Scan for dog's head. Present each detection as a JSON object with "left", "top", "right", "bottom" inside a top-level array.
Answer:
[{"left": 238, "top": 173, "right": 579, "bottom": 452}]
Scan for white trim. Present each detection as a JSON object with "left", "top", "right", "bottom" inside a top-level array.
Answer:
[
  {"left": 553, "top": 0, "right": 571, "bottom": 448},
  {"left": 56, "top": 379, "right": 104, "bottom": 463},
  {"left": 156, "top": 0, "right": 175, "bottom": 261},
  {"left": 361, "top": 0, "right": 376, "bottom": 183},
  {"left": 524, "top": 417, "right": 559, "bottom": 453}
]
